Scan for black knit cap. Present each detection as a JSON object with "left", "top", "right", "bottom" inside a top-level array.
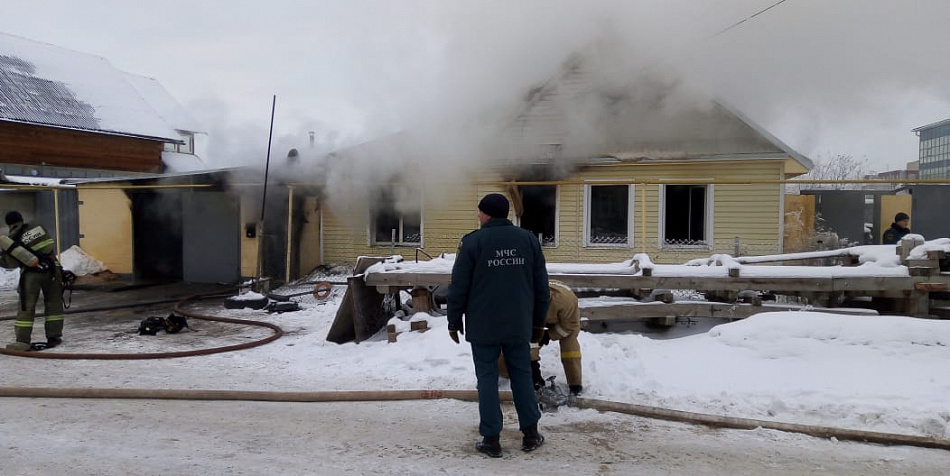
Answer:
[
  {"left": 478, "top": 193, "right": 509, "bottom": 219},
  {"left": 895, "top": 212, "right": 909, "bottom": 222},
  {"left": 4, "top": 211, "right": 23, "bottom": 226}
]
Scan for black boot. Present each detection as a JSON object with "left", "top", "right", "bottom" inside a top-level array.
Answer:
[
  {"left": 521, "top": 424, "right": 545, "bottom": 452},
  {"left": 476, "top": 435, "right": 502, "bottom": 458}
]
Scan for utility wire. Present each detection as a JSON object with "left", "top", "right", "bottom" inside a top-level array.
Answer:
[{"left": 710, "top": 0, "right": 790, "bottom": 38}]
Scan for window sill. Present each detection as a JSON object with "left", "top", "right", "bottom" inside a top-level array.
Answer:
[
  {"left": 660, "top": 243, "right": 712, "bottom": 251},
  {"left": 583, "top": 243, "right": 633, "bottom": 249}
]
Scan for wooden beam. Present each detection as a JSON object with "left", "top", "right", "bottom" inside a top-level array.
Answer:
[
  {"left": 581, "top": 302, "right": 878, "bottom": 321},
  {"left": 364, "top": 272, "right": 945, "bottom": 294}
]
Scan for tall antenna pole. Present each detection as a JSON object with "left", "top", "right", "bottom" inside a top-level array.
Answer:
[{"left": 256, "top": 95, "right": 277, "bottom": 283}]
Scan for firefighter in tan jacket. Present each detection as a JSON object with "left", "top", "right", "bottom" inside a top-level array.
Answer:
[{"left": 500, "top": 280, "right": 583, "bottom": 395}]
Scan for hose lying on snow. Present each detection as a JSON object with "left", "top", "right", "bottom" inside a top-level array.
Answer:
[
  {"left": 0, "top": 387, "right": 947, "bottom": 452},
  {"left": 0, "top": 292, "right": 283, "bottom": 359}
]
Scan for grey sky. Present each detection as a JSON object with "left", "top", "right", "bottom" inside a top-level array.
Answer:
[{"left": 2, "top": 0, "right": 948, "bottom": 172}]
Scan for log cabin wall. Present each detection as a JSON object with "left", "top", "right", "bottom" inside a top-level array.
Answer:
[{"left": 0, "top": 121, "right": 164, "bottom": 173}]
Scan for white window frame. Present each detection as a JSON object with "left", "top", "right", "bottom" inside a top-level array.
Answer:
[
  {"left": 163, "top": 131, "right": 195, "bottom": 154},
  {"left": 583, "top": 182, "right": 635, "bottom": 248},
  {"left": 514, "top": 185, "right": 560, "bottom": 248},
  {"left": 657, "top": 183, "right": 714, "bottom": 250},
  {"left": 367, "top": 188, "right": 424, "bottom": 248}
]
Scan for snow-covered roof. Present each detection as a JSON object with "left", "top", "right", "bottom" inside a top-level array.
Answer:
[
  {"left": 0, "top": 32, "right": 180, "bottom": 142},
  {"left": 124, "top": 73, "right": 203, "bottom": 134},
  {"left": 0, "top": 174, "right": 73, "bottom": 188},
  {"left": 162, "top": 151, "right": 208, "bottom": 173},
  {"left": 501, "top": 57, "right": 813, "bottom": 170}
]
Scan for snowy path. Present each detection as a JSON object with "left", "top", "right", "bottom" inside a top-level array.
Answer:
[{"left": 2, "top": 398, "right": 949, "bottom": 475}]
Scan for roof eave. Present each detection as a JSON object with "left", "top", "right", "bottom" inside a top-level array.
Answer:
[{"left": 0, "top": 118, "right": 183, "bottom": 144}]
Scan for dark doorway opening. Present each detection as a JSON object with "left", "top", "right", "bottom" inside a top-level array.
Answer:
[
  {"left": 518, "top": 185, "right": 557, "bottom": 246},
  {"left": 131, "top": 190, "right": 183, "bottom": 282}
]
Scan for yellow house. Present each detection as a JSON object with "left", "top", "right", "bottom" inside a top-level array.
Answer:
[{"left": 317, "top": 57, "right": 812, "bottom": 266}]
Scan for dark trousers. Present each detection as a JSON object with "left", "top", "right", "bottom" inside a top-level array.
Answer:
[
  {"left": 471, "top": 342, "right": 541, "bottom": 437},
  {"left": 15, "top": 267, "right": 64, "bottom": 343}
]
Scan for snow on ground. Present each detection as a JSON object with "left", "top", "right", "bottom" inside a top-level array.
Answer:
[
  {"left": 2, "top": 239, "right": 950, "bottom": 472},
  {"left": 2, "top": 268, "right": 948, "bottom": 442}
]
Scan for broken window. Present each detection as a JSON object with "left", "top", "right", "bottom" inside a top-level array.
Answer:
[
  {"left": 663, "top": 184, "right": 709, "bottom": 246},
  {"left": 586, "top": 184, "right": 632, "bottom": 246},
  {"left": 371, "top": 187, "right": 421, "bottom": 245},
  {"left": 518, "top": 185, "right": 557, "bottom": 246}
]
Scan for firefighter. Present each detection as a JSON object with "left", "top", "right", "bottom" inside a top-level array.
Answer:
[
  {"left": 500, "top": 280, "right": 584, "bottom": 395},
  {"left": 1, "top": 211, "right": 65, "bottom": 351}
]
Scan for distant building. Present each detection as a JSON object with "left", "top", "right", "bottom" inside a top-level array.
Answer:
[
  {"left": 862, "top": 161, "right": 919, "bottom": 190},
  {"left": 913, "top": 119, "right": 950, "bottom": 179}
]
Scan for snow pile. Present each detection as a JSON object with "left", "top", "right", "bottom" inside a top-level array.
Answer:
[
  {"left": 0, "top": 267, "right": 17, "bottom": 288},
  {"left": 362, "top": 246, "right": 913, "bottom": 279},
  {"left": 908, "top": 237, "right": 950, "bottom": 260},
  {"left": 59, "top": 245, "right": 108, "bottom": 276}
]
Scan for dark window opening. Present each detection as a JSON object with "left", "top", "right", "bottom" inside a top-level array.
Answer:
[
  {"left": 664, "top": 185, "right": 707, "bottom": 246},
  {"left": 519, "top": 185, "right": 556, "bottom": 246},
  {"left": 589, "top": 185, "right": 629, "bottom": 244},
  {"left": 372, "top": 188, "right": 421, "bottom": 245}
]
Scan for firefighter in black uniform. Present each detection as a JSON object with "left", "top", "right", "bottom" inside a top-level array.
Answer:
[
  {"left": 447, "top": 193, "right": 550, "bottom": 458},
  {"left": 1, "top": 211, "right": 64, "bottom": 351}
]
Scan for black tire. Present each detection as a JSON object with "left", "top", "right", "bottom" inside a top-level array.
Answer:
[{"left": 223, "top": 296, "right": 269, "bottom": 310}]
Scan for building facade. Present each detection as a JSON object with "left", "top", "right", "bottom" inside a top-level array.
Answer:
[{"left": 914, "top": 119, "right": 950, "bottom": 179}]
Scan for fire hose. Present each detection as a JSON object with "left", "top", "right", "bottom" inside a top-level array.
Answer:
[
  {"left": 0, "top": 290, "right": 283, "bottom": 359},
  {"left": 1, "top": 288, "right": 948, "bottom": 451},
  {"left": 0, "top": 386, "right": 947, "bottom": 452}
]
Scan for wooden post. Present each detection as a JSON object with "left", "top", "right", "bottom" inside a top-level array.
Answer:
[
  {"left": 386, "top": 324, "right": 399, "bottom": 343},
  {"left": 410, "top": 287, "right": 433, "bottom": 313}
]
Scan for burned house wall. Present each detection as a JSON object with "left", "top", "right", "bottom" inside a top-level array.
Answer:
[
  {"left": 321, "top": 177, "right": 486, "bottom": 265},
  {"left": 320, "top": 158, "right": 788, "bottom": 265}
]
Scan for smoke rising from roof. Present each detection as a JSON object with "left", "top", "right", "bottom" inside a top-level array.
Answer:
[{"left": 4, "top": 0, "right": 947, "bottom": 174}]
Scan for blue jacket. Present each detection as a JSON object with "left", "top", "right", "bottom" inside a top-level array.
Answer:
[
  {"left": 882, "top": 223, "right": 910, "bottom": 245},
  {"left": 447, "top": 219, "right": 550, "bottom": 344}
]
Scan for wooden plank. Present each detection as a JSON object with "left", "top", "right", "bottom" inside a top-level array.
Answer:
[
  {"left": 349, "top": 275, "right": 388, "bottom": 343},
  {"left": 581, "top": 302, "right": 879, "bottom": 321},
  {"left": 325, "top": 285, "right": 357, "bottom": 344}
]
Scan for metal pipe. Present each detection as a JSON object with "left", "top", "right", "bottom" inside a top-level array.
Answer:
[
  {"left": 640, "top": 185, "right": 646, "bottom": 253},
  {"left": 257, "top": 95, "right": 277, "bottom": 281},
  {"left": 8, "top": 177, "right": 949, "bottom": 193},
  {"left": 53, "top": 189, "right": 62, "bottom": 257},
  {"left": 285, "top": 185, "right": 294, "bottom": 283},
  {"left": 0, "top": 386, "right": 946, "bottom": 452}
]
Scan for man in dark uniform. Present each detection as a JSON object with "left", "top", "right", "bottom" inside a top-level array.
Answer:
[
  {"left": 1, "top": 211, "right": 64, "bottom": 351},
  {"left": 447, "top": 193, "right": 550, "bottom": 458},
  {"left": 882, "top": 212, "right": 911, "bottom": 245}
]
